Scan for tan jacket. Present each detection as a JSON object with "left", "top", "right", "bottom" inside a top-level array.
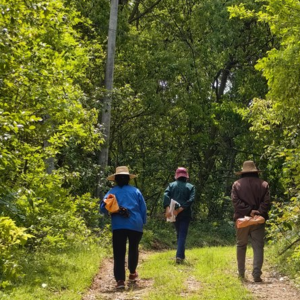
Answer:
[{"left": 231, "top": 176, "right": 271, "bottom": 221}]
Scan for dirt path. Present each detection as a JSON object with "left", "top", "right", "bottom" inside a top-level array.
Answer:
[
  {"left": 82, "top": 251, "right": 300, "bottom": 300},
  {"left": 243, "top": 258, "right": 300, "bottom": 300},
  {"left": 82, "top": 250, "right": 153, "bottom": 300}
]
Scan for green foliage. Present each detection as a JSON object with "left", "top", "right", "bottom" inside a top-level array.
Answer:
[
  {"left": 0, "top": 0, "right": 105, "bottom": 287},
  {"left": 1, "top": 0, "right": 299, "bottom": 292},
  {"left": 0, "top": 217, "right": 33, "bottom": 288},
  {"left": 187, "top": 221, "right": 236, "bottom": 247},
  {"left": 141, "top": 218, "right": 235, "bottom": 251},
  {"left": 1, "top": 239, "right": 106, "bottom": 300},
  {"left": 74, "top": 193, "right": 100, "bottom": 228},
  {"left": 142, "top": 218, "right": 176, "bottom": 250},
  {"left": 267, "top": 242, "right": 300, "bottom": 286},
  {"left": 229, "top": 0, "right": 300, "bottom": 269},
  {"left": 98, "top": 0, "right": 272, "bottom": 221},
  {"left": 0, "top": 0, "right": 103, "bottom": 193}
]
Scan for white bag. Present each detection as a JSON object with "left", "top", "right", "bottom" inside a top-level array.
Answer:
[{"left": 166, "top": 199, "right": 180, "bottom": 222}]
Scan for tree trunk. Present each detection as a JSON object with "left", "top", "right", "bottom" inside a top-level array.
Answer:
[{"left": 97, "top": 0, "right": 119, "bottom": 198}]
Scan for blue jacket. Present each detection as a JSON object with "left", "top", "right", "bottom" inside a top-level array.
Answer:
[{"left": 100, "top": 185, "right": 147, "bottom": 232}]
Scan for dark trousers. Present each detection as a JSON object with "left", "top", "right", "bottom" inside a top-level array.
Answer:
[
  {"left": 174, "top": 217, "right": 190, "bottom": 259},
  {"left": 112, "top": 229, "right": 143, "bottom": 282},
  {"left": 236, "top": 223, "right": 265, "bottom": 278}
]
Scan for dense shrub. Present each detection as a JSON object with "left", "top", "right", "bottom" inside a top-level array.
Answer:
[{"left": 0, "top": 217, "right": 32, "bottom": 288}]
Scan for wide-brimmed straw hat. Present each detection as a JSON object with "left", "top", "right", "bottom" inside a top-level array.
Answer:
[
  {"left": 107, "top": 166, "right": 137, "bottom": 181},
  {"left": 235, "top": 160, "right": 262, "bottom": 175}
]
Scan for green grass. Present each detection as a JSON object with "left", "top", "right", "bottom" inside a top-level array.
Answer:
[
  {"left": 0, "top": 241, "right": 107, "bottom": 300},
  {"left": 0, "top": 220, "right": 261, "bottom": 299},
  {"left": 140, "top": 247, "right": 254, "bottom": 300}
]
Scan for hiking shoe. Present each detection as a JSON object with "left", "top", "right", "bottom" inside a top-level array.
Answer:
[
  {"left": 116, "top": 280, "right": 125, "bottom": 289},
  {"left": 238, "top": 274, "right": 249, "bottom": 282},
  {"left": 176, "top": 257, "right": 183, "bottom": 264},
  {"left": 253, "top": 277, "right": 262, "bottom": 282},
  {"left": 129, "top": 272, "right": 138, "bottom": 282}
]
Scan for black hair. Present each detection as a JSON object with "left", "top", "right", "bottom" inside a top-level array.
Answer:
[
  {"left": 241, "top": 172, "right": 259, "bottom": 178},
  {"left": 177, "top": 177, "right": 187, "bottom": 182},
  {"left": 115, "top": 174, "right": 130, "bottom": 187}
]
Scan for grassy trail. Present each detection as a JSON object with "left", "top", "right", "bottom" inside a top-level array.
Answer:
[
  {"left": 84, "top": 246, "right": 253, "bottom": 300},
  {"left": 138, "top": 247, "right": 253, "bottom": 300},
  {"left": 5, "top": 245, "right": 300, "bottom": 299}
]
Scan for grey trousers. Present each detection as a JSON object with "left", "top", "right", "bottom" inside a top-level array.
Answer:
[{"left": 236, "top": 223, "right": 265, "bottom": 278}]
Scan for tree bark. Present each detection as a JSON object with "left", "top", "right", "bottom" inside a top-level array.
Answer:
[{"left": 97, "top": 0, "right": 119, "bottom": 198}]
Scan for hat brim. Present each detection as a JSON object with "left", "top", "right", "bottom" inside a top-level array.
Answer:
[
  {"left": 235, "top": 170, "right": 262, "bottom": 175},
  {"left": 175, "top": 173, "right": 189, "bottom": 179},
  {"left": 107, "top": 173, "right": 137, "bottom": 181}
]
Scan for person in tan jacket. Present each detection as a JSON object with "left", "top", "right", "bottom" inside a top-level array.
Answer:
[{"left": 231, "top": 161, "right": 271, "bottom": 282}]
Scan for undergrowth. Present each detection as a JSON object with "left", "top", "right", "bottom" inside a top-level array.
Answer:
[
  {"left": 266, "top": 241, "right": 300, "bottom": 287},
  {"left": 141, "top": 217, "right": 236, "bottom": 250},
  {"left": 0, "top": 235, "right": 109, "bottom": 300}
]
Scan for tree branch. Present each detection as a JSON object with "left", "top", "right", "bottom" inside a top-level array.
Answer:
[
  {"left": 279, "top": 238, "right": 300, "bottom": 256},
  {"left": 129, "top": 0, "right": 163, "bottom": 23},
  {"left": 128, "top": 0, "right": 141, "bottom": 22}
]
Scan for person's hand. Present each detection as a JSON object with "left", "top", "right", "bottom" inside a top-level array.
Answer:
[
  {"left": 174, "top": 207, "right": 184, "bottom": 216},
  {"left": 165, "top": 207, "right": 172, "bottom": 218},
  {"left": 250, "top": 210, "right": 260, "bottom": 217},
  {"left": 118, "top": 206, "right": 130, "bottom": 218}
]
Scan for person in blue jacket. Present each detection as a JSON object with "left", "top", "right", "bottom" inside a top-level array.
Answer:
[{"left": 100, "top": 166, "right": 147, "bottom": 289}]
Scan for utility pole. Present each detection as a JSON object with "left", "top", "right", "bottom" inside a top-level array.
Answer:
[{"left": 97, "top": 0, "right": 119, "bottom": 198}]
